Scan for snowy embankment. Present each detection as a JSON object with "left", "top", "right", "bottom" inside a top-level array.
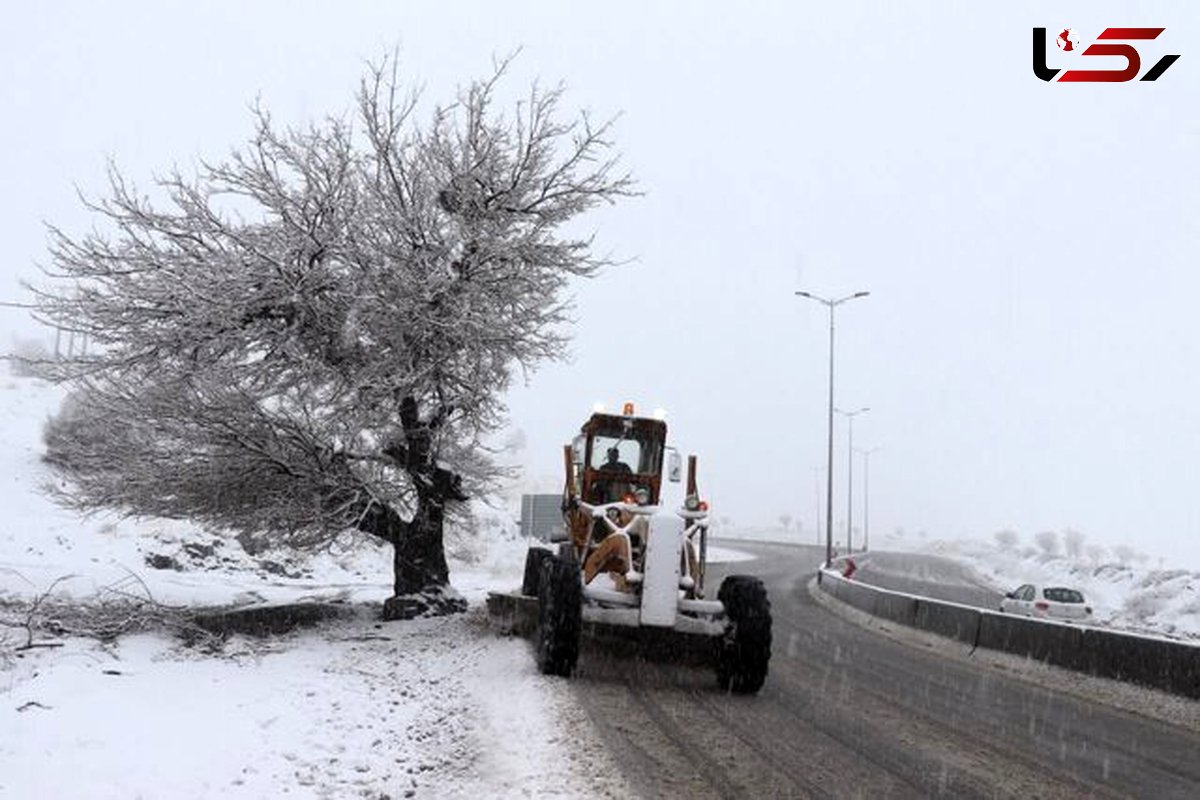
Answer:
[
  {"left": 878, "top": 531, "right": 1200, "bottom": 642},
  {"left": 0, "top": 372, "right": 639, "bottom": 799},
  {"left": 720, "top": 524, "right": 1198, "bottom": 641}
]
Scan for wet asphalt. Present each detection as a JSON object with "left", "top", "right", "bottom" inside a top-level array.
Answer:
[{"left": 566, "top": 541, "right": 1200, "bottom": 799}]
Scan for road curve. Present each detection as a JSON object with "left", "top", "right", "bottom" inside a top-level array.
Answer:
[
  {"left": 846, "top": 550, "right": 1005, "bottom": 609},
  {"left": 568, "top": 541, "right": 1200, "bottom": 799}
]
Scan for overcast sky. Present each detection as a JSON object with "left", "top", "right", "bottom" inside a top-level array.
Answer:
[{"left": 3, "top": 2, "right": 1198, "bottom": 567}]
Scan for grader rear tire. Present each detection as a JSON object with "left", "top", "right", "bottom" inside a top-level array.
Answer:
[
  {"left": 716, "top": 575, "right": 772, "bottom": 694},
  {"left": 536, "top": 556, "right": 583, "bottom": 677}
]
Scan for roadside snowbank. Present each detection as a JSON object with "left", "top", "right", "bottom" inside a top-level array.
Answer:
[
  {"left": 721, "top": 522, "right": 1198, "bottom": 641},
  {"left": 884, "top": 533, "right": 1200, "bottom": 641},
  {"left": 3, "top": 609, "right": 635, "bottom": 800},
  {"left": 0, "top": 373, "right": 636, "bottom": 798}
]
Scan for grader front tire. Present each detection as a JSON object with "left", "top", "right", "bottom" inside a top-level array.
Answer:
[
  {"left": 716, "top": 575, "right": 772, "bottom": 694},
  {"left": 536, "top": 556, "right": 583, "bottom": 677}
]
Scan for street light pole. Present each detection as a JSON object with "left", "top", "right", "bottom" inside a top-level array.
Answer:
[
  {"left": 836, "top": 407, "right": 869, "bottom": 552},
  {"left": 795, "top": 290, "right": 870, "bottom": 568},
  {"left": 856, "top": 447, "right": 879, "bottom": 552},
  {"left": 814, "top": 467, "right": 822, "bottom": 547}
]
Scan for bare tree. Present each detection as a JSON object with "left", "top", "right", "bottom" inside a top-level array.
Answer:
[
  {"left": 1063, "top": 528, "right": 1085, "bottom": 560},
  {"left": 993, "top": 529, "right": 1018, "bottom": 549},
  {"left": 28, "top": 56, "right": 635, "bottom": 619},
  {"left": 1033, "top": 530, "right": 1059, "bottom": 557},
  {"left": 1113, "top": 546, "right": 1135, "bottom": 565}
]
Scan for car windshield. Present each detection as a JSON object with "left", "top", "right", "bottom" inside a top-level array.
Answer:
[{"left": 1043, "top": 587, "right": 1085, "bottom": 603}]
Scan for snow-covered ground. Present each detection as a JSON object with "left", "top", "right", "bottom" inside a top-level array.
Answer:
[
  {"left": 0, "top": 370, "right": 750, "bottom": 799},
  {"left": 891, "top": 533, "right": 1200, "bottom": 642},
  {"left": 0, "top": 373, "right": 601, "bottom": 798},
  {"left": 733, "top": 524, "right": 1199, "bottom": 642}
]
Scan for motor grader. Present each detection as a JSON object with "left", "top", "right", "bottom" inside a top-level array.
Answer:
[{"left": 519, "top": 403, "right": 772, "bottom": 694}]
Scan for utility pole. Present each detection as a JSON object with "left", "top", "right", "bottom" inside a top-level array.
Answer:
[
  {"left": 814, "top": 467, "right": 822, "bottom": 546},
  {"left": 795, "top": 290, "right": 869, "bottom": 567},
  {"left": 836, "top": 407, "right": 869, "bottom": 552},
  {"left": 856, "top": 447, "right": 879, "bottom": 552}
]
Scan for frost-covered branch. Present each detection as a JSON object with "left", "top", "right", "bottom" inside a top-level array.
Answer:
[{"left": 27, "top": 54, "right": 636, "bottom": 603}]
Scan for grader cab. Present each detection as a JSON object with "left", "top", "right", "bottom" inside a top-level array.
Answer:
[
  {"left": 571, "top": 406, "right": 670, "bottom": 506},
  {"left": 518, "top": 403, "right": 772, "bottom": 693},
  {"left": 562, "top": 407, "right": 699, "bottom": 593}
]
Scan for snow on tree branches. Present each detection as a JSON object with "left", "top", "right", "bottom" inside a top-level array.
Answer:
[{"left": 27, "top": 56, "right": 636, "bottom": 618}]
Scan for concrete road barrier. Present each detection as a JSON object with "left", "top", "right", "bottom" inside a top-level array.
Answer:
[
  {"left": 978, "top": 612, "right": 1085, "bottom": 667},
  {"left": 872, "top": 591, "right": 919, "bottom": 628},
  {"left": 818, "top": 570, "right": 1200, "bottom": 699},
  {"left": 913, "top": 598, "right": 981, "bottom": 646}
]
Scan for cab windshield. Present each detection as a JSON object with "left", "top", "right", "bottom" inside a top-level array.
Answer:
[{"left": 590, "top": 434, "right": 663, "bottom": 475}]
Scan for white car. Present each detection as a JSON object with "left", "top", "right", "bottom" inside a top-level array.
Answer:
[{"left": 999, "top": 584, "right": 1093, "bottom": 621}]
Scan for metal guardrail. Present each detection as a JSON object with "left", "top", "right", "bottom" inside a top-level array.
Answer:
[{"left": 817, "top": 569, "right": 1200, "bottom": 700}]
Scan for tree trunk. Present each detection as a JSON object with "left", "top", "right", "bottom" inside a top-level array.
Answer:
[
  {"left": 381, "top": 492, "right": 467, "bottom": 620},
  {"left": 391, "top": 497, "right": 450, "bottom": 595},
  {"left": 376, "top": 396, "right": 469, "bottom": 620}
]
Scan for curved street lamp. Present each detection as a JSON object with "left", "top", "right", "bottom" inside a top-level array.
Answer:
[{"left": 795, "top": 290, "right": 869, "bottom": 568}]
